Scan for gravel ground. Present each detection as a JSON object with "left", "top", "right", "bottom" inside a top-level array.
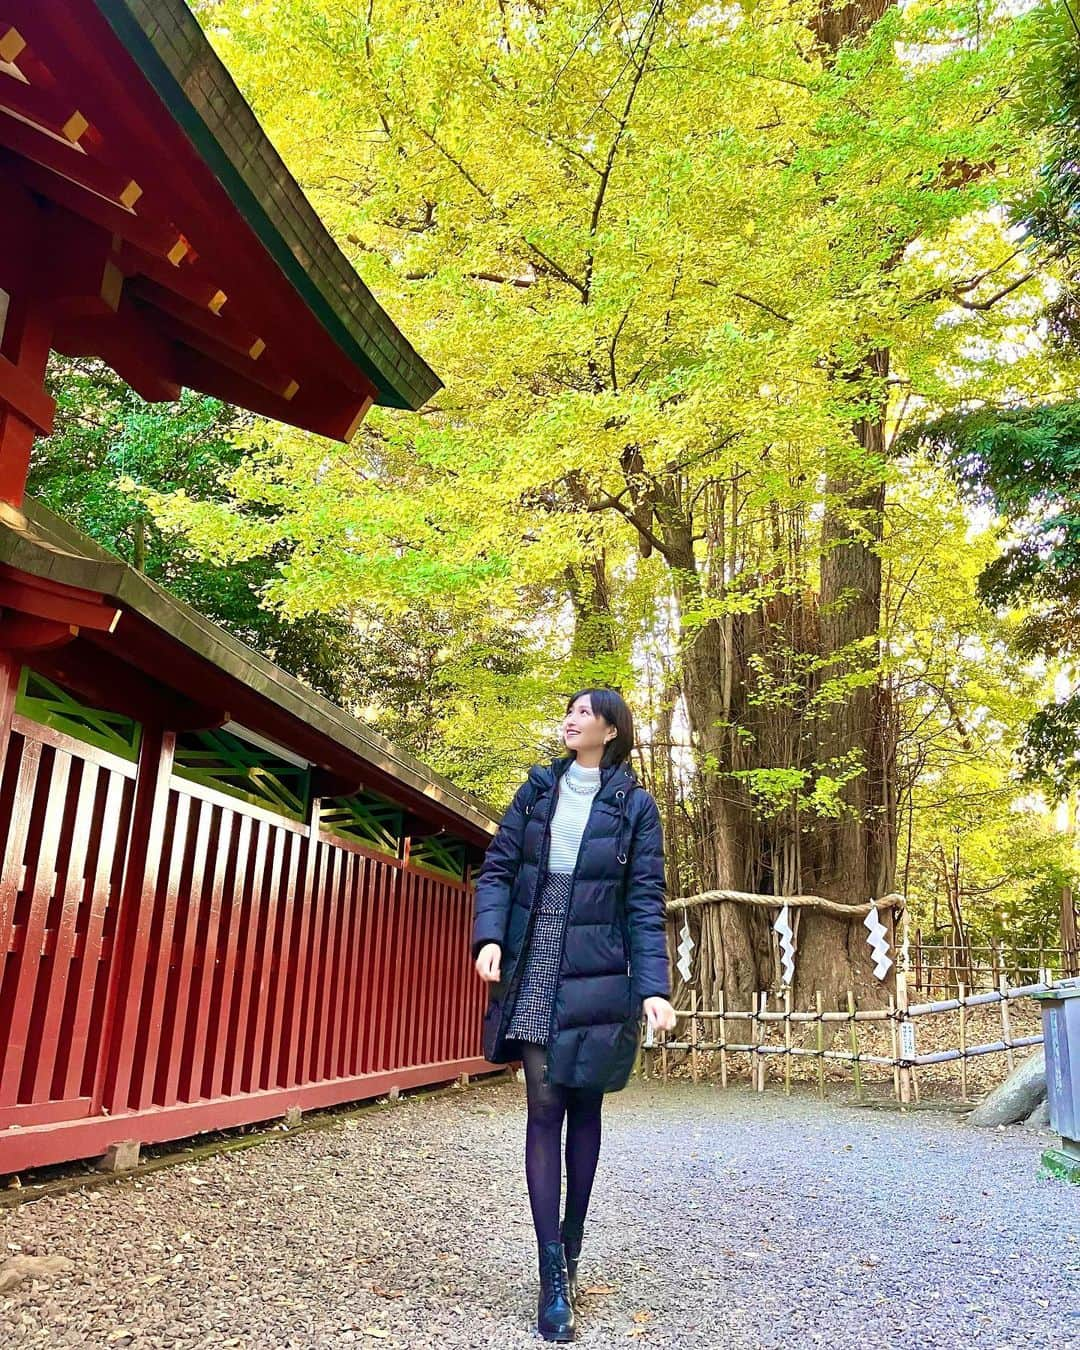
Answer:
[{"left": 1, "top": 1075, "right": 1077, "bottom": 1349}]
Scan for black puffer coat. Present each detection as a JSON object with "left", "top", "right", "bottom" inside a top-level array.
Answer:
[{"left": 471, "top": 754, "right": 671, "bottom": 1092}]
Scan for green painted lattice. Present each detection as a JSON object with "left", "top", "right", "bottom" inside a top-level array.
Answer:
[
  {"left": 15, "top": 667, "right": 142, "bottom": 762},
  {"left": 410, "top": 834, "right": 467, "bottom": 882},
  {"left": 173, "top": 727, "right": 310, "bottom": 819},
  {"left": 320, "top": 791, "right": 404, "bottom": 857}
]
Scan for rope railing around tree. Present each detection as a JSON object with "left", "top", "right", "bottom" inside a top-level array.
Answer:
[
  {"left": 666, "top": 890, "right": 906, "bottom": 918},
  {"left": 664, "top": 889, "right": 905, "bottom": 995}
]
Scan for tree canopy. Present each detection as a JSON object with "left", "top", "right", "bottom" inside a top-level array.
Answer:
[{"left": 38, "top": 0, "right": 1076, "bottom": 995}]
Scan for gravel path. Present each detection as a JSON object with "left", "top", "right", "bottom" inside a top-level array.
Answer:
[{"left": 2, "top": 1076, "right": 1077, "bottom": 1348}]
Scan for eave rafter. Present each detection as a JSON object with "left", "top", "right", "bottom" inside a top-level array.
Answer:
[
  {"left": 0, "top": 19, "right": 374, "bottom": 441},
  {"left": 0, "top": 564, "right": 120, "bottom": 634}
]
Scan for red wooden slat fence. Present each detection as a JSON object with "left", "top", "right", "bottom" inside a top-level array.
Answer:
[{"left": 0, "top": 712, "right": 490, "bottom": 1174}]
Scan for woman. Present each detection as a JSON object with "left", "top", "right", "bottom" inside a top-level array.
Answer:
[{"left": 472, "top": 688, "right": 677, "bottom": 1343}]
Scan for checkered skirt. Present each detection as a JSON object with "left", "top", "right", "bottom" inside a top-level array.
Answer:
[{"left": 504, "top": 871, "right": 573, "bottom": 1045}]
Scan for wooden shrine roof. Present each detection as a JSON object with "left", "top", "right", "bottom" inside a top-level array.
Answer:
[
  {"left": 0, "top": 497, "right": 498, "bottom": 850},
  {"left": 0, "top": 1, "right": 440, "bottom": 435}
]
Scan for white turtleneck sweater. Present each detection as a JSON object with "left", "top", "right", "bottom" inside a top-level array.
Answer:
[{"left": 546, "top": 758, "right": 602, "bottom": 873}]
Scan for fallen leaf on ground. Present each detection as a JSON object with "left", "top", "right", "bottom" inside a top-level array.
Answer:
[{"left": 0, "top": 1254, "right": 74, "bottom": 1294}]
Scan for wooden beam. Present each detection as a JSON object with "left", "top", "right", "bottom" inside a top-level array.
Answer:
[
  {"left": 287, "top": 379, "right": 377, "bottom": 443},
  {"left": 31, "top": 638, "right": 228, "bottom": 732},
  {"left": 401, "top": 811, "right": 445, "bottom": 840},
  {"left": 310, "top": 767, "right": 367, "bottom": 799},
  {"left": 0, "top": 348, "right": 54, "bottom": 436},
  {"left": 129, "top": 297, "right": 299, "bottom": 403},
  {"left": 115, "top": 244, "right": 238, "bottom": 325},
  {"left": 0, "top": 183, "right": 52, "bottom": 506},
  {"left": 0, "top": 614, "right": 76, "bottom": 653},
  {"left": 37, "top": 208, "right": 124, "bottom": 322},
  {"left": 0, "top": 27, "right": 25, "bottom": 65},
  {"left": 0, "top": 26, "right": 50, "bottom": 87},
  {"left": 0, "top": 98, "right": 140, "bottom": 210},
  {"left": 0, "top": 568, "right": 119, "bottom": 632},
  {"left": 4, "top": 153, "right": 189, "bottom": 266},
  {"left": 53, "top": 298, "right": 181, "bottom": 403},
  {"left": 126, "top": 275, "right": 265, "bottom": 362},
  {"left": 342, "top": 392, "right": 376, "bottom": 443},
  {"left": 171, "top": 345, "right": 366, "bottom": 441},
  {"left": 0, "top": 65, "right": 92, "bottom": 145},
  {"left": 0, "top": 648, "right": 17, "bottom": 793}
]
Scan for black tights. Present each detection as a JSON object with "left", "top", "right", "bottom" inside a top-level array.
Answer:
[{"left": 516, "top": 1041, "right": 604, "bottom": 1248}]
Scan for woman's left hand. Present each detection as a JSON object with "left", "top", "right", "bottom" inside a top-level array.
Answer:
[{"left": 642, "top": 996, "right": 677, "bottom": 1033}]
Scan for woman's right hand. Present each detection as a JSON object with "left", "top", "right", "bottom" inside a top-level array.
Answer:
[{"left": 475, "top": 942, "right": 502, "bottom": 983}]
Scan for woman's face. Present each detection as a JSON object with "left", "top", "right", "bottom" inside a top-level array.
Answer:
[{"left": 563, "top": 696, "right": 614, "bottom": 758}]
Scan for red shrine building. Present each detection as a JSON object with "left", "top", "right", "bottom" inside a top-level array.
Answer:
[{"left": 0, "top": 1, "right": 498, "bottom": 1174}]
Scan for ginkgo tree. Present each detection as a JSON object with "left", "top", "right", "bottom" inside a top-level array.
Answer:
[{"left": 159, "top": 0, "right": 1067, "bottom": 1003}]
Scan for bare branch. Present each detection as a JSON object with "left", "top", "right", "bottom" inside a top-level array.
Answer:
[
  {"left": 414, "top": 123, "right": 587, "bottom": 296},
  {"left": 586, "top": 488, "right": 672, "bottom": 559},
  {"left": 608, "top": 309, "right": 630, "bottom": 391},
  {"left": 582, "top": 0, "right": 665, "bottom": 304}
]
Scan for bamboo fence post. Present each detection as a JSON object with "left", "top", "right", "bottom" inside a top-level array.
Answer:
[
  {"left": 718, "top": 988, "right": 728, "bottom": 1089},
  {"left": 896, "top": 959, "right": 913, "bottom": 1109},
  {"left": 958, "top": 980, "right": 969, "bottom": 1101},
  {"left": 815, "top": 990, "right": 825, "bottom": 1099},
  {"left": 752, "top": 992, "right": 764, "bottom": 1092},
  {"left": 847, "top": 990, "right": 863, "bottom": 1101},
  {"left": 690, "top": 987, "right": 700, "bottom": 1085},
  {"left": 888, "top": 994, "right": 900, "bottom": 1103},
  {"left": 783, "top": 987, "right": 793, "bottom": 1096},
  {"left": 998, "top": 973, "right": 1016, "bottom": 1073}
]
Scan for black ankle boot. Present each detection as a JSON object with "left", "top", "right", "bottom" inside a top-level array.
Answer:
[
  {"left": 537, "top": 1240, "right": 575, "bottom": 1342},
  {"left": 559, "top": 1217, "right": 584, "bottom": 1306}
]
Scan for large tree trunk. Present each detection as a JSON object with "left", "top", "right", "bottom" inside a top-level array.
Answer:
[
  {"left": 663, "top": 507, "right": 774, "bottom": 1006},
  {"left": 598, "top": 0, "right": 904, "bottom": 1013},
  {"left": 565, "top": 553, "right": 619, "bottom": 666},
  {"left": 793, "top": 347, "right": 896, "bottom": 1003},
  {"left": 670, "top": 4, "right": 902, "bottom": 1009},
  {"left": 655, "top": 371, "right": 898, "bottom": 1008}
]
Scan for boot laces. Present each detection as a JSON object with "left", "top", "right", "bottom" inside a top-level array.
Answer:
[{"left": 542, "top": 1245, "right": 569, "bottom": 1298}]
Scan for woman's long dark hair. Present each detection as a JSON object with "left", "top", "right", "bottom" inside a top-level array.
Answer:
[{"left": 563, "top": 687, "right": 635, "bottom": 769}]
